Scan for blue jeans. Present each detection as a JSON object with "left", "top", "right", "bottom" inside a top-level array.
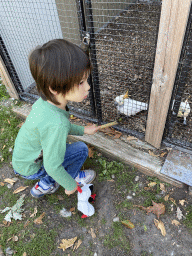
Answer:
[{"left": 14, "top": 142, "right": 88, "bottom": 187}]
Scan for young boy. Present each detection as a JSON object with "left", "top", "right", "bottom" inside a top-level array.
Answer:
[{"left": 12, "top": 39, "right": 99, "bottom": 198}]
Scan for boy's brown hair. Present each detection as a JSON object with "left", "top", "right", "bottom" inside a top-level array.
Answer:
[{"left": 28, "top": 39, "right": 91, "bottom": 105}]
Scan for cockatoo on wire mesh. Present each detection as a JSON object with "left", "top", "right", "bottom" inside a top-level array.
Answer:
[
  {"left": 172, "top": 99, "right": 191, "bottom": 125},
  {"left": 115, "top": 91, "right": 148, "bottom": 116}
]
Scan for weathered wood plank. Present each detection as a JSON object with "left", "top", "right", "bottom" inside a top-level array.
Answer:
[
  {"left": 68, "top": 133, "right": 183, "bottom": 188},
  {"left": 0, "top": 56, "right": 19, "bottom": 100},
  {"left": 145, "top": 0, "right": 191, "bottom": 148}
]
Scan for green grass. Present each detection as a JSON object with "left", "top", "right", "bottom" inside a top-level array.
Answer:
[
  {"left": 183, "top": 205, "right": 192, "bottom": 229},
  {"left": 0, "top": 105, "right": 21, "bottom": 166},
  {"left": 103, "top": 222, "right": 130, "bottom": 253},
  {"left": 0, "top": 82, "right": 10, "bottom": 100}
]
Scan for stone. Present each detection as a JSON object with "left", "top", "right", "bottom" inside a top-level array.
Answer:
[{"left": 113, "top": 217, "right": 119, "bottom": 222}]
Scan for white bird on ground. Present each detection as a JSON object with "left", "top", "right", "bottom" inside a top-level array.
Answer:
[
  {"left": 115, "top": 92, "right": 148, "bottom": 116},
  {"left": 172, "top": 99, "right": 191, "bottom": 125}
]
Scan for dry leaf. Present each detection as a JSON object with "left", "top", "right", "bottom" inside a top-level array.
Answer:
[
  {"left": 1, "top": 128, "right": 4, "bottom": 134},
  {"left": 58, "top": 237, "right": 77, "bottom": 251},
  {"left": 90, "top": 228, "right": 96, "bottom": 239},
  {"left": 13, "top": 186, "right": 28, "bottom": 194},
  {"left": 88, "top": 145, "right": 94, "bottom": 158},
  {"left": 107, "top": 179, "right": 115, "bottom": 182},
  {"left": 176, "top": 207, "right": 183, "bottom": 220},
  {"left": 154, "top": 219, "right": 166, "bottom": 236},
  {"left": 7, "top": 119, "right": 11, "bottom": 125},
  {"left": 30, "top": 207, "right": 38, "bottom": 218},
  {"left": 113, "top": 133, "right": 122, "bottom": 139},
  {"left": 164, "top": 195, "right": 169, "bottom": 201},
  {"left": 127, "top": 136, "right": 137, "bottom": 141},
  {"left": 4, "top": 178, "right": 17, "bottom": 185},
  {"left": 1, "top": 158, "right": 4, "bottom": 162},
  {"left": 160, "top": 183, "right": 166, "bottom": 192},
  {"left": 148, "top": 182, "right": 157, "bottom": 187},
  {"left": 121, "top": 220, "right": 135, "bottom": 229},
  {"left": 179, "top": 199, "right": 185, "bottom": 206},
  {"left": 73, "top": 239, "right": 82, "bottom": 251},
  {"left": 23, "top": 253, "right": 27, "bottom": 256},
  {"left": 34, "top": 212, "right": 45, "bottom": 224},
  {"left": 17, "top": 122, "right": 24, "bottom": 128},
  {"left": 69, "top": 207, "right": 75, "bottom": 212},
  {"left": 170, "top": 198, "right": 177, "bottom": 206},
  {"left": 149, "top": 150, "right": 159, "bottom": 157},
  {"left": 0, "top": 182, "right": 5, "bottom": 186},
  {"left": 57, "top": 195, "right": 64, "bottom": 200},
  {"left": 2, "top": 145, "right": 6, "bottom": 150},
  {"left": 12, "top": 235, "right": 18, "bottom": 242},
  {"left": 172, "top": 219, "right": 181, "bottom": 226},
  {"left": 160, "top": 152, "right": 167, "bottom": 157},
  {"left": 24, "top": 220, "right": 30, "bottom": 228},
  {"left": 137, "top": 200, "right": 165, "bottom": 219}
]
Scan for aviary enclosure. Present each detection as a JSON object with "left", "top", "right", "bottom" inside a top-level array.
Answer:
[{"left": 0, "top": 0, "right": 192, "bottom": 150}]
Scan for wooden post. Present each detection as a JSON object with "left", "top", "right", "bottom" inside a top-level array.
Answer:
[
  {"left": 145, "top": 0, "right": 191, "bottom": 148},
  {"left": 0, "top": 56, "right": 19, "bottom": 100}
]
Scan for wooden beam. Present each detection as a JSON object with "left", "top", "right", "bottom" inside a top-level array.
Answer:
[
  {"left": 145, "top": 0, "right": 191, "bottom": 148},
  {"left": 0, "top": 55, "right": 19, "bottom": 100}
]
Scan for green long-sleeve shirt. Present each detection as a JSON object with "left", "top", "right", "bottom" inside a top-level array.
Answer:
[{"left": 12, "top": 98, "right": 84, "bottom": 191}]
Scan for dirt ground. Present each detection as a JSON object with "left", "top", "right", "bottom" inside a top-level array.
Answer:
[{"left": 1, "top": 152, "right": 192, "bottom": 256}]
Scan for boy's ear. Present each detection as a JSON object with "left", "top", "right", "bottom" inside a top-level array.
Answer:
[{"left": 49, "top": 87, "right": 58, "bottom": 95}]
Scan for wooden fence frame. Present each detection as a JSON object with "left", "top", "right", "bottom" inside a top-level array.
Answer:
[
  {"left": 145, "top": 0, "right": 192, "bottom": 148},
  {"left": 0, "top": 0, "right": 191, "bottom": 149}
]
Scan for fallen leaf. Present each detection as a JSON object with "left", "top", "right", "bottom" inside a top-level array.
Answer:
[
  {"left": 88, "top": 145, "right": 94, "bottom": 158},
  {"left": 154, "top": 219, "right": 166, "bottom": 236},
  {"left": 34, "top": 212, "right": 45, "bottom": 224},
  {"left": 57, "top": 195, "right": 64, "bottom": 200},
  {"left": 58, "top": 237, "right": 77, "bottom": 251},
  {"left": 30, "top": 207, "right": 37, "bottom": 218},
  {"left": 17, "top": 122, "right": 24, "bottom": 128},
  {"left": 172, "top": 219, "right": 181, "bottom": 226},
  {"left": 121, "top": 220, "right": 135, "bottom": 229},
  {"left": 148, "top": 182, "right": 157, "bottom": 187},
  {"left": 160, "top": 183, "right": 166, "bottom": 192},
  {"left": 7, "top": 119, "right": 11, "bottom": 125},
  {"left": 4, "top": 178, "right": 17, "bottom": 185},
  {"left": 90, "top": 228, "right": 96, "bottom": 239},
  {"left": 179, "top": 199, "right": 185, "bottom": 206},
  {"left": 113, "top": 133, "right": 122, "bottom": 139},
  {"left": 136, "top": 200, "right": 165, "bottom": 219},
  {"left": 13, "top": 186, "right": 28, "bottom": 194},
  {"left": 0, "top": 182, "right": 5, "bottom": 186},
  {"left": 1, "top": 128, "right": 4, "bottom": 134},
  {"left": 23, "top": 253, "right": 27, "bottom": 256},
  {"left": 107, "top": 179, "right": 115, "bottom": 182},
  {"left": 144, "top": 186, "right": 152, "bottom": 191},
  {"left": 127, "top": 136, "right": 137, "bottom": 141},
  {"left": 160, "top": 152, "right": 167, "bottom": 157},
  {"left": 69, "top": 207, "right": 75, "bottom": 212},
  {"left": 164, "top": 195, "right": 169, "bottom": 201},
  {"left": 73, "top": 239, "right": 82, "bottom": 251},
  {"left": 12, "top": 235, "right": 18, "bottom": 242},
  {"left": 1, "top": 158, "right": 4, "bottom": 162},
  {"left": 170, "top": 198, "right": 177, "bottom": 206},
  {"left": 2, "top": 145, "right": 6, "bottom": 150},
  {"left": 24, "top": 220, "right": 30, "bottom": 228},
  {"left": 176, "top": 207, "right": 183, "bottom": 220},
  {"left": 149, "top": 150, "right": 159, "bottom": 157}
]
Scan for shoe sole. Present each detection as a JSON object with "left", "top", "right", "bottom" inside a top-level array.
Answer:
[
  {"left": 78, "top": 171, "right": 96, "bottom": 187},
  {"left": 30, "top": 184, "right": 60, "bottom": 198}
]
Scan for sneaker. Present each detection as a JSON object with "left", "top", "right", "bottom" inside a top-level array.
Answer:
[
  {"left": 75, "top": 170, "right": 96, "bottom": 186},
  {"left": 30, "top": 182, "right": 60, "bottom": 198}
]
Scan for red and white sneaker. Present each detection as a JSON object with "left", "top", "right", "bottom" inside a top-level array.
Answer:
[{"left": 30, "top": 182, "right": 60, "bottom": 198}]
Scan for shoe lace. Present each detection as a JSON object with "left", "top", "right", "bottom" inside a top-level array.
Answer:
[{"left": 79, "top": 170, "right": 85, "bottom": 178}]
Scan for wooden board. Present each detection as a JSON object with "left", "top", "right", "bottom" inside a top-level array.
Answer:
[
  {"left": 145, "top": 0, "right": 191, "bottom": 148},
  {"left": 161, "top": 149, "right": 192, "bottom": 186},
  {"left": 0, "top": 56, "right": 19, "bottom": 99}
]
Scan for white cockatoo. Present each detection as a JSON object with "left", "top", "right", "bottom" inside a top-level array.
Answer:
[
  {"left": 172, "top": 99, "right": 191, "bottom": 125},
  {"left": 115, "top": 92, "right": 148, "bottom": 116}
]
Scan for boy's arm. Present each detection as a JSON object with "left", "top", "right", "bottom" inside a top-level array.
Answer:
[
  {"left": 69, "top": 123, "right": 99, "bottom": 135},
  {"left": 41, "top": 125, "right": 77, "bottom": 191}
]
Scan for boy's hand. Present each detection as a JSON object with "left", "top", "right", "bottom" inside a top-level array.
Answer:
[
  {"left": 65, "top": 183, "right": 78, "bottom": 195},
  {"left": 84, "top": 124, "right": 99, "bottom": 135}
]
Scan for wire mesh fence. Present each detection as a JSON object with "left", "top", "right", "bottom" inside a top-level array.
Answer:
[
  {"left": 1, "top": 0, "right": 192, "bottom": 150},
  {"left": 164, "top": 4, "right": 192, "bottom": 150}
]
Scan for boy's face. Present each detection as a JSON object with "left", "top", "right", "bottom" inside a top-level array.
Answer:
[{"left": 65, "top": 75, "right": 90, "bottom": 103}]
